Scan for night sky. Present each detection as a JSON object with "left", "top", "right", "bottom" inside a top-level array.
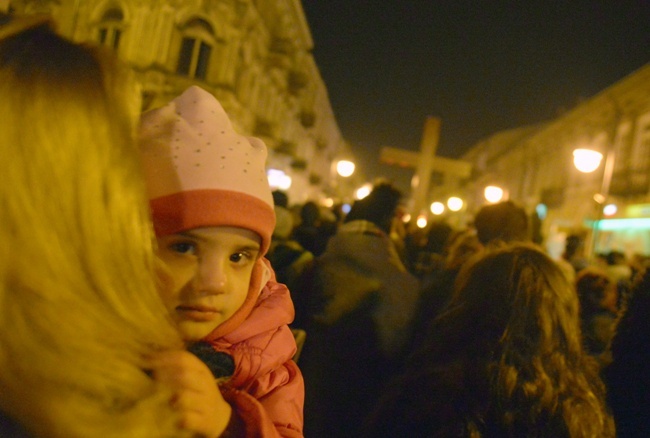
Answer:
[{"left": 301, "top": 1, "right": 650, "bottom": 192}]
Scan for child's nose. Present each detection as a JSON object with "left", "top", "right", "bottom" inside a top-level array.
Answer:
[{"left": 193, "top": 258, "right": 227, "bottom": 294}]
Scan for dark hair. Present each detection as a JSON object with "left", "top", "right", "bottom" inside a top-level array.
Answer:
[
  {"left": 575, "top": 268, "right": 613, "bottom": 315},
  {"left": 451, "top": 244, "right": 613, "bottom": 435},
  {"left": 606, "top": 250, "right": 626, "bottom": 266},
  {"left": 365, "top": 243, "right": 614, "bottom": 437},
  {"left": 272, "top": 190, "right": 289, "bottom": 208},
  {"left": 344, "top": 182, "right": 402, "bottom": 234},
  {"left": 425, "top": 221, "right": 453, "bottom": 254},
  {"left": 299, "top": 201, "right": 320, "bottom": 225},
  {"left": 474, "top": 200, "right": 528, "bottom": 246},
  {"left": 565, "top": 234, "right": 584, "bottom": 253}
]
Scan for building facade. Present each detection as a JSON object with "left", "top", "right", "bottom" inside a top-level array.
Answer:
[
  {"left": 461, "top": 63, "right": 650, "bottom": 258},
  {"left": 8, "top": 0, "right": 358, "bottom": 205}
]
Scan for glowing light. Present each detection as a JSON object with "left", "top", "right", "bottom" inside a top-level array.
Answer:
[
  {"left": 402, "top": 213, "right": 411, "bottom": 223},
  {"left": 322, "top": 198, "right": 334, "bottom": 208},
  {"left": 416, "top": 214, "right": 428, "bottom": 229},
  {"left": 603, "top": 204, "right": 617, "bottom": 217},
  {"left": 341, "top": 203, "right": 352, "bottom": 214},
  {"left": 536, "top": 203, "right": 547, "bottom": 220},
  {"left": 573, "top": 149, "right": 603, "bottom": 173},
  {"left": 336, "top": 160, "right": 355, "bottom": 177},
  {"left": 447, "top": 197, "right": 463, "bottom": 212},
  {"left": 586, "top": 218, "right": 650, "bottom": 231},
  {"left": 430, "top": 201, "right": 445, "bottom": 215},
  {"left": 484, "top": 186, "right": 504, "bottom": 203},
  {"left": 267, "top": 169, "right": 292, "bottom": 190},
  {"left": 355, "top": 184, "right": 372, "bottom": 200},
  {"left": 593, "top": 193, "right": 606, "bottom": 204}
]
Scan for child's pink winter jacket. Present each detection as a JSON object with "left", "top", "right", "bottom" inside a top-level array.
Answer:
[{"left": 205, "top": 259, "right": 304, "bottom": 437}]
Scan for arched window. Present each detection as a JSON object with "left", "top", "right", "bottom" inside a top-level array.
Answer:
[
  {"left": 177, "top": 18, "right": 214, "bottom": 80},
  {"left": 97, "top": 8, "right": 123, "bottom": 50}
]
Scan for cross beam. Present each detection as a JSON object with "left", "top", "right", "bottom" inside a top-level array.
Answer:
[
  {"left": 380, "top": 117, "right": 472, "bottom": 217},
  {"left": 380, "top": 148, "right": 473, "bottom": 176}
]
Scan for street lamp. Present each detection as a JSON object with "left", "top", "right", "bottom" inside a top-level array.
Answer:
[
  {"left": 484, "top": 185, "right": 504, "bottom": 203},
  {"left": 573, "top": 149, "right": 603, "bottom": 173},
  {"left": 603, "top": 204, "right": 617, "bottom": 217},
  {"left": 416, "top": 214, "right": 428, "bottom": 229},
  {"left": 573, "top": 147, "right": 616, "bottom": 258},
  {"left": 430, "top": 201, "right": 445, "bottom": 215},
  {"left": 447, "top": 196, "right": 464, "bottom": 212},
  {"left": 330, "top": 159, "right": 356, "bottom": 203},
  {"left": 336, "top": 160, "right": 355, "bottom": 177}
]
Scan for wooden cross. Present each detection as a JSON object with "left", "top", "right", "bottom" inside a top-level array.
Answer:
[{"left": 380, "top": 116, "right": 472, "bottom": 217}]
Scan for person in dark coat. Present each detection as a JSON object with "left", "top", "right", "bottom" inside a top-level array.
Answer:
[
  {"left": 299, "top": 182, "right": 420, "bottom": 438},
  {"left": 603, "top": 267, "right": 650, "bottom": 437}
]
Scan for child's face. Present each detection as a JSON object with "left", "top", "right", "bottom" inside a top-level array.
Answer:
[{"left": 156, "top": 226, "right": 261, "bottom": 342}]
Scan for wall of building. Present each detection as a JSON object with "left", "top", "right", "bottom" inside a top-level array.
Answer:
[
  {"left": 9, "top": 0, "right": 357, "bottom": 205},
  {"left": 461, "top": 63, "right": 650, "bottom": 257}
]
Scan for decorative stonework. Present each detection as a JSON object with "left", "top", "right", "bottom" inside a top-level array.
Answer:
[{"left": 8, "top": 0, "right": 352, "bottom": 204}]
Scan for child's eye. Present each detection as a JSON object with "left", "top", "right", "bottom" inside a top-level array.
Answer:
[
  {"left": 170, "top": 242, "right": 197, "bottom": 255},
  {"left": 229, "top": 252, "right": 250, "bottom": 264}
]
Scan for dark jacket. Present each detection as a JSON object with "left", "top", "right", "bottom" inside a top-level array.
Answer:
[{"left": 299, "top": 220, "right": 420, "bottom": 437}]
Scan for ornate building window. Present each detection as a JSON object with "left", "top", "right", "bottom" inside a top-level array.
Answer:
[
  {"left": 97, "top": 8, "right": 123, "bottom": 50},
  {"left": 177, "top": 19, "right": 214, "bottom": 80}
]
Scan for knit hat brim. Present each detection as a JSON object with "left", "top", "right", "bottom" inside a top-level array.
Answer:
[{"left": 150, "top": 188, "right": 275, "bottom": 256}]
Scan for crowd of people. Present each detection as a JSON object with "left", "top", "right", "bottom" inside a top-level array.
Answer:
[
  {"left": 3, "top": 12, "right": 650, "bottom": 438},
  {"left": 276, "top": 188, "right": 649, "bottom": 437}
]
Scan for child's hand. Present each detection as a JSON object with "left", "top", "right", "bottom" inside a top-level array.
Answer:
[{"left": 149, "top": 350, "right": 232, "bottom": 437}]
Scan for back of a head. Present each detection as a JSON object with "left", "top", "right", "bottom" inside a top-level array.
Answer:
[
  {"left": 344, "top": 182, "right": 402, "bottom": 234},
  {"left": 455, "top": 243, "right": 580, "bottom": 345},
  {"left": 474, "top": 200, "right": 529, "bottom": 246},
  {"left": 272, "top": 190, "right": 289, "bottom": 208},
  {"left": 300, "top": 201, "right": 321, "bottom": 225},
  {"left": 426, "top": 221, "right": 454, "bottom": 253},
  {"left": 564, "top": 234, "right": 584, "bottom": 256},
  {"left": 0, "top": 18, "right": 182, "bottom": 437},
  {"left": 606, "top": 250, "right": 626, "bottom": 266},
  {"left": 576, "top": 267, "right": 612, "bottom": 313},
  {"left": 450, "top": 243, "right": 613, "bottom": 436}
]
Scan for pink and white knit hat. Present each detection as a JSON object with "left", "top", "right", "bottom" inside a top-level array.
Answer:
[{"left": 139, "top": 86, "right": 275, "bottom": 255}]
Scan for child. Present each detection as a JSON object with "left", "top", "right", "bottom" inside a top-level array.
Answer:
[{"left": 140, "top": 86, "right": 304, "bottom": 437}]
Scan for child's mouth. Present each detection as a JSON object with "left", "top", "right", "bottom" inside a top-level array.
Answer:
[{"left": 176, "top": 305, "right": 221, "bottom": 321}]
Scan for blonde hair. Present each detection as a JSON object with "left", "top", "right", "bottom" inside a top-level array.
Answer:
[{"left": 0, "top": 17, "right": 187, "bottom": 437}]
